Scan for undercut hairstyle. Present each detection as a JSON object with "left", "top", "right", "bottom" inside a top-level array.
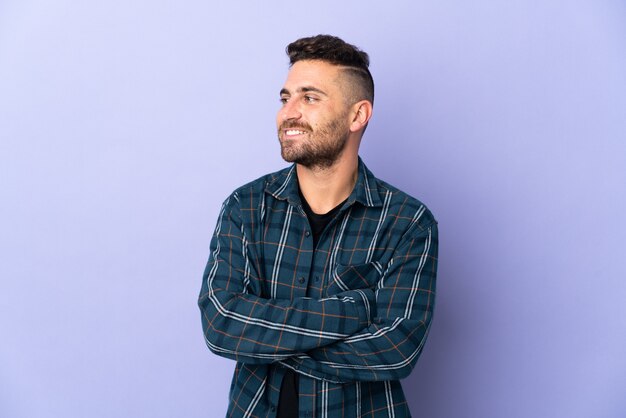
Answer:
[{"left": 286, "top": 35, "right": 375, "bottom": 105}]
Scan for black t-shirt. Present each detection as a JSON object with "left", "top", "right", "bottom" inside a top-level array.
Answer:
[
  {"left": 300, "top": 191, "right": 346, "bottom": 248},
  {"left": 276, "top": 192, "right": 347, "bottom": 417}
]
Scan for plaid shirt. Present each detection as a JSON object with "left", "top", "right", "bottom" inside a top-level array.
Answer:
[{"left": 199, "top": 159, "right": 438, "bottom": 418}]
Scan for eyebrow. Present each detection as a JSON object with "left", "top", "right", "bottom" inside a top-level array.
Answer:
[{"left": 280, "top": 86, "right": 328, "bottom": 96}]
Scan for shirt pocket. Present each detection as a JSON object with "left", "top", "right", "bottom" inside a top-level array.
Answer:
[{"left": 326, "top": 261, "right": 383, "bottom": 295}]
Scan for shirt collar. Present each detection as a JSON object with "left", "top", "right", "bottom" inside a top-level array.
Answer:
[{"left": 264, "top": 157, "right": 383, "bottom": 208}]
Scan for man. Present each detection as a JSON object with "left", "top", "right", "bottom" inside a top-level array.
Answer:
[{"left": 199, "top": 35, "right": 438, "bottom": 418}]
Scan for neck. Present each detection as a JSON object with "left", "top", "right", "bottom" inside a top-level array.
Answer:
[{"left": 297, "top": 152, "right": 359, "bottom": 214}]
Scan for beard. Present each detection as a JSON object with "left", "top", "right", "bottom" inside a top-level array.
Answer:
[{"left": 278, "top": 116, "right": 350, "bottom": 170}]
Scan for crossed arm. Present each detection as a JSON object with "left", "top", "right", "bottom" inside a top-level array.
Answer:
[{"left": 198, "top": 196, "right": 438, "bottom": 382}]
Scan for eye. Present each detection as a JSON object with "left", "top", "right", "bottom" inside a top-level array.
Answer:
[
  {"left": 304, "top": 95, "right": 317, "bottom": 103},
  {"left": 279, "top": 96, "right": 289, "bottom": 105}
]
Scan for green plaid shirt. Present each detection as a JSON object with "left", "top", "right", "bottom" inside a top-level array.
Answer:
[{"left": 199, "top": 159, "right": 438, "bottom": 417}]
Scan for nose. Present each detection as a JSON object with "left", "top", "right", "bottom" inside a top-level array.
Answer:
[{"left": 279, "top": 99, "right": 302, "bottom": 122}]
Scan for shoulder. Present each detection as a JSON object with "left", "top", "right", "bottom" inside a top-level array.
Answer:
[
  {"left": 372, "top": 175, "right": 438, "bottom": 235},
  {"left": 222, "top": 165, "right": 293, "bottom": 206}
]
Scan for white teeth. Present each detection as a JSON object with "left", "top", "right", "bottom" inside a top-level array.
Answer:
[{"left": 286, "top": 130, "right": 305, "bottom": 135}]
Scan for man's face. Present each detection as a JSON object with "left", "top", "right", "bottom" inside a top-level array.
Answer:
[{"left": 277, "top": 60, "right": 353, "bottom": 169}]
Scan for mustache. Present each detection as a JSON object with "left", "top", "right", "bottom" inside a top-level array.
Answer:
[{"left": 278, "top": 121, "right": 313, "bottom": 132}]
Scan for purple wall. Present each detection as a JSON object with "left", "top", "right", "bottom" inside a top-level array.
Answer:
[{"left": 1, "top": 1, "right": 625, "bottom": 417}]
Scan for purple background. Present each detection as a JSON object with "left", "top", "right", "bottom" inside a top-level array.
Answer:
[{"left": 1, "top": 1, "right": 625, "bottom": 417}]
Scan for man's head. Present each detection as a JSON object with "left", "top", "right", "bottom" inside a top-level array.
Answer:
[{"left": 277, "top": 35, "right": 374, "bottom": 170}]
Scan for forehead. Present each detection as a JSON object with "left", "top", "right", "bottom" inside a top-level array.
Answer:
[{"left": 283, "top": 60, "right": 344, "bottom": 92}]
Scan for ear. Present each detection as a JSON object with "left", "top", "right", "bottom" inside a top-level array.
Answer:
[{"left": 349, "top": 100, "right": 373, "bottom": 133}]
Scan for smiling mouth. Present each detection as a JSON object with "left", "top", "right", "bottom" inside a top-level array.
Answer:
[{"left": 285, "top": 129, "right": 307, "bottom": 136}]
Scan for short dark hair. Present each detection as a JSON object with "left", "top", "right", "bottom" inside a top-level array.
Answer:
[{"left": 286, "top": 34, "right": 375, "bottom": 105}]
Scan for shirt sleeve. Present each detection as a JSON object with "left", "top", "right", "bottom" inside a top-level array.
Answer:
[
  {"left": 278, "top": 222, "right": 438, "bottom": 382},
  {"left": 198, "top": 195, "right": 375, "bottom": 364}
]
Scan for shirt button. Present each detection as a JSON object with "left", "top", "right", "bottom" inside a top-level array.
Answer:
[
  {"left": 305, "top": 230, "right": 311, "bottom": 237},
  {"left": 299, "top": 277, "right": 305, "bottom": 284},
  {"left": 315, "top": 276, "right": 320, "bottom": 282},
  {"left": 270, "top": 405, "right": 276, "bottom": 412}
]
